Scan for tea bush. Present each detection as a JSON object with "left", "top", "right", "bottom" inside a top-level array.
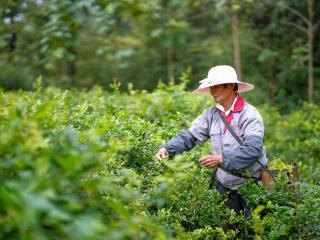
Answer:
[{"left": 0, "top": 81, "right": 319, "bottom": 239}]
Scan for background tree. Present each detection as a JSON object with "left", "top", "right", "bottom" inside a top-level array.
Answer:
[
  {"left": 0, "top": 0, "right": 319, "bottom": 108},
  {"left": 279, "top": 0, "right": 318, "bottom": 102}
]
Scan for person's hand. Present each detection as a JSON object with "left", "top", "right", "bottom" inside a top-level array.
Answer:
[
  {"left": 155, "top": 148, "right": 169, "bottom": 161},
  {"left": 199, "top": 154, "right": 223, "bottom": 168}
]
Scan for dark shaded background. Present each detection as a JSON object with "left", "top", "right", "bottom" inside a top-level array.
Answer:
[{"left": 1, "top": 0, "right": 319, "bottom": 110}]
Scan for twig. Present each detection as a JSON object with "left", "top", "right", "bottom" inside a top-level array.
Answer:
[{"left": 280, "top": 20, "right": 308, "bottom": 35}]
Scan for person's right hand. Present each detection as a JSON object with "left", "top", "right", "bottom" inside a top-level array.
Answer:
[{"left": 155, "top": 147, "right": 169, "bottom": 161}]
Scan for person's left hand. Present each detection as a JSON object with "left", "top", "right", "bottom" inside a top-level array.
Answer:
[{"left": 199, "top": 154, "right": 223, "bottom": 168}]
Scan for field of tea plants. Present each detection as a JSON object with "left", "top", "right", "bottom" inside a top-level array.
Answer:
[{"left": 0, "top": 81, "right": 319, "bottom": 239}]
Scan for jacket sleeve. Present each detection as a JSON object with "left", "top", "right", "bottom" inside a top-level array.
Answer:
[
  {"left": 221, "top": 111, "right": 265, "bottom": 171},
  {"left": 161, "top": 130, "right": 197, "bottom": 157},
  {"left": 161, "top": 109, "right": 211, "bottom": 157},
  {"left": 188, "top": 109, "right": 211, "bottom": 143}
]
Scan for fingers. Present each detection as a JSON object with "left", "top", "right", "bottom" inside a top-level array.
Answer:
[
  {"left": 199, "top": 155, "right": 223, "bottom": 168},
  {"left": 201, "top": 158, "right": 217, "bottom": 168},
  {"left": 199, "top": 155, "right": 209, "bottom": 162},
  {"left": 155, "top": 148, "right": 168, "bottom": 161},
  {"left": 156, "top": 150, "right": 167, "bottom": 160},
  {"left": 199, "top": 155, "right": 214, "bottom": 164}
]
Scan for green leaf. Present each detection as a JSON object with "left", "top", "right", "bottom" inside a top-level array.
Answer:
[{"left": 52, "top": 47, "right": 65, "bottom": 59}]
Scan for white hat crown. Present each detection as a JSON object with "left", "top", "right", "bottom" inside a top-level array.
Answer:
[{"left": 208, "top": 65, "right": 238, "bottom": 83}]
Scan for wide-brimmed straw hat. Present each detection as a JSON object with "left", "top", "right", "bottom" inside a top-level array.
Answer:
[{"left": 192, "top": 65, "right": 254, "bottom": 94}]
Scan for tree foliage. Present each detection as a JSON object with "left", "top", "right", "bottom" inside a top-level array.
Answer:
[{"left": 0, "top": 0, "right": 319, "bottom": 108}]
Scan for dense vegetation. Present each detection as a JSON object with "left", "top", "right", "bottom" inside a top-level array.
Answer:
[
  {"left": 1, "top": 79, "right": 319, "bottom": 239},
  {"left": 1, "top": 1, "right": 319, "bottom": 238},
  {"left": 1, "top": 0, "right": 320, "bottom": 108}
]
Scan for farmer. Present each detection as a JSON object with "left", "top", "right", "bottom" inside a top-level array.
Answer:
[{"left": 155, "top": 65, "right": 268, "bottom": 220}]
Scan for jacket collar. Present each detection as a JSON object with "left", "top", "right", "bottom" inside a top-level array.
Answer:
[
  {"left": 233, "top": 94, "right": 245, "bottom": 112},
  {"left": 216, "top": 94, "right": 245, "bottom": 125}
]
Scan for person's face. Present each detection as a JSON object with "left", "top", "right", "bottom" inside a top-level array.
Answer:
[{"left": 209, "top": 84, "right": 235, "bottom": 104}]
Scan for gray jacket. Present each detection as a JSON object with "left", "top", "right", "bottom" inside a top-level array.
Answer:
[{"left": 161, "top": 101, "right": 268, "bottom": 190}]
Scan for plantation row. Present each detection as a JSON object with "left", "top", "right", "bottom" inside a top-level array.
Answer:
[{"left": 0, "top": 82, "right": 319, "bottom": 239}]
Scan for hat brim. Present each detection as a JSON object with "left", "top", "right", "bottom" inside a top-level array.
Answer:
[{"left": 192, "top": 82, "right": 255, "bottom": 94}]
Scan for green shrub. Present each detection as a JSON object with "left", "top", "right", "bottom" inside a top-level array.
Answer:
[{"left": 0, "top": 82, "right": 319, "bottom": 239}]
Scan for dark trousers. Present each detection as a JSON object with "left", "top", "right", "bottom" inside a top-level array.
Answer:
[
  {"left": 215, "top": 181, "right": 251, "bottom": 232},
  {"left": 216, "top": 180, "right": 250, "bottom": 216}
]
